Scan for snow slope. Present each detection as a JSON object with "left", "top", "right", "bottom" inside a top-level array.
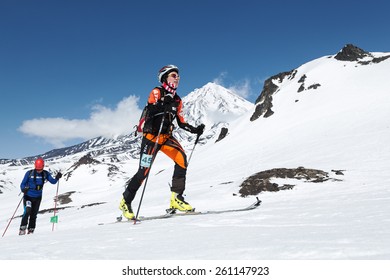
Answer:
[{"left": 0, "top": 48, "right": 389, "bottom": 280}]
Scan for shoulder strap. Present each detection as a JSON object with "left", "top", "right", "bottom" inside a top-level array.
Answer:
[
  {"left": 155, "top": 86, "right": 165, "bottom": 97},
  {"left": 33, "top": 169, "right": 37, "bottom": 185},
  {"left": 42, "top": 170, "right": 47, "bottom": 183},
  {"left": 27, "top": 169, "right": 34, "bottom": 183},
  {"left": 30, "top": 169, "right": 47, "bottom": 185}
]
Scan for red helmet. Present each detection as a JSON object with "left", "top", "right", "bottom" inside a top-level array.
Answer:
[{"left": 34, "top": 158, "right": 45, "bottom": 170}]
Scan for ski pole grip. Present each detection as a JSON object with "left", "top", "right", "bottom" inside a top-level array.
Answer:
[{"left": 195, "top": 133, "right": 201, "bottom": 145}]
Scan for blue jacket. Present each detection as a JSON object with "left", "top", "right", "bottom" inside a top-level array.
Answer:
[{"left": 20, "top": 169, "right": 58, "bottom": 198}]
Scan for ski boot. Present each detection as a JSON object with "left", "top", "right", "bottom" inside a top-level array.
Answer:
[
  {"left": 19, "top": 226, "right": 27, "bottom": 236},
  {"left": 119, "top": 198, "right": 135, "bottom": 220},
  {"left": 169, "top": 192, "right": 194, "bottom": 212},
  {"left": 27, "top": 228, "right": 35, "bottom": 234}
]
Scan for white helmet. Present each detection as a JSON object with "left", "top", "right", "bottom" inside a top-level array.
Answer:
[{"left": 158, "top": 64, "right": 179, "bottom": 83}]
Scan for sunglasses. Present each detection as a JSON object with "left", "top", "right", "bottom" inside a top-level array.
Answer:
[{"left": 168, "top": 73, "right": 180, "bottom": 79}]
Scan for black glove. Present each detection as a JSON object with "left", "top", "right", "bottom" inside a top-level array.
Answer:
[
  {"left": 195, "top": 124, "right": 205, "bottom": 136},
  {"left": 22, "top": 187, "right": 30, "bottom": 194},
  {"left": 55, "top": 172, "right": 62, "bottom": 180}
]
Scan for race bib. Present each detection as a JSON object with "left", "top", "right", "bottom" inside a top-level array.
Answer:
[{"left": 140, "top": 154, "right": 153, "bottom": 168}]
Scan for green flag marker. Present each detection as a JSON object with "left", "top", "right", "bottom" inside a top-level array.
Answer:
[{"left": 50, "top": 215, "right": 58, "bottom": 223}]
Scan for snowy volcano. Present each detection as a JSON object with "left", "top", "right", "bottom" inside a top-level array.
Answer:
[
  {"left": 175, "top": 82, "right": 254, "bottom": 145},
  {"left": 0, "top": 44, "right": 390, "bottom": 262}
]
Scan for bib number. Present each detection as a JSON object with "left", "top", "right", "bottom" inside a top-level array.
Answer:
[{"left": 140, "top": 154, "right": 153, "bottom": 168}]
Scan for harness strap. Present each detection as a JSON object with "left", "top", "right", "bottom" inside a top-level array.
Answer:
[{"left": 28, "top": 169, "right": 46, "bottom": 190}]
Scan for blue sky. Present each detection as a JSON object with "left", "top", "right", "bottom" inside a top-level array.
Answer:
[{"left": 1, "top": 0, "right": 389, "bottom": 159}]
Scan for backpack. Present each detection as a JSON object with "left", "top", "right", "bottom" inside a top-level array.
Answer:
[
  {"left": 135, "top": 105, "right": 149, "bottom": 136},
  {"left": 135, "top": 86, "right": 165, "bottom": 136}
]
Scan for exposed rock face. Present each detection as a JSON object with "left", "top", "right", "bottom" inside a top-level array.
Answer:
[
  {"left": 250, "top": 70, "right": 297, "bottom": 121},
  {"left": 250, "top": 44, "right": 389, "bottom": 123},
  {"left": 239, "top": 167, "right": 342, "bottom": 197},
  {"left": 64, "top": 153, "right": 101, "bottom": 180},
  {"left": 215, "top": 127, "right": 229, "bottom": 143},
  {"left": 70, "top": 153, "right": 101, "bottom": 169},
  {"left": 297, "top": 73, "right": 321, "bottom": 93},
  {"left": 334, "top": 44, "right": 371, "bottom": 61},
  {"left": 334, "top": 44, "right": 390, "bottom": 64},
  {"left": 57, "top": 191, "right": 76, "bottom": 205}
]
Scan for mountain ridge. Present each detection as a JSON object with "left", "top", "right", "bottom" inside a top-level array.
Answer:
[
  {"left": 250, "top": 44, "right": 390, "bottom": 121},
  {"left": 0, "top": 82, "right": 253, "bottom": 165}
]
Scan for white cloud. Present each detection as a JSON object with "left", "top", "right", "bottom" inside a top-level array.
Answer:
[
  {"left": 212, "top": 72, "right": 227, "bottom": 85},
  {"left": 18, "top": 95, "right": 142, "bottom": 147},
  {"left": 213, "top": 72, "right": 251, "bottom": 99},
  {"left": 226, "top": 79, "right": 251, "bottom": 99}
]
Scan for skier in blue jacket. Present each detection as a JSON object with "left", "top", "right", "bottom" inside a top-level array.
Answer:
[{"left": 19, "top": 158, "right": 62, "bottom": 235}]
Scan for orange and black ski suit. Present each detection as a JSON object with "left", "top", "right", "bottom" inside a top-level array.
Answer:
[{"left": 123, "top": 87, "right": 198, "bottom": 204}]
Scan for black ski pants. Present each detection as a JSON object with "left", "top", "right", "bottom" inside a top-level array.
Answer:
[
  {"left": 123, "top": 133, "right": 187, "bottom": 204},
  {"left": 20, "top": 195, "right": 42, "bottom": 230}
]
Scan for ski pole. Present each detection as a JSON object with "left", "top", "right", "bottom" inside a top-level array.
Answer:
[
  {"left": 134, "top": 112, "right": 166, "bottom": 223},
  {"left": 2, "top": 196, "right": 24, "bottom": 238},
  {"left": 187, "top": 133, "right": 201, "bottom": 166},
  {"left": 51, "top": 180, "right": 60, "bottom": 231}
]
